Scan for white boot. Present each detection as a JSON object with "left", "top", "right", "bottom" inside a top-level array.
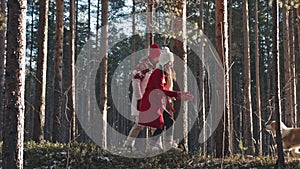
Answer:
[
  {"left": 147, "top": 138, "right": 163, "bottom": 152},
  {"left": 155, "top": 136, "right": 163, "bottom": 150},
  {"left": 164, "top": 135, "right": 181, "bottom": 151},
  {"left": 123, "top": 137, "right": 135, "bottom": 151}
]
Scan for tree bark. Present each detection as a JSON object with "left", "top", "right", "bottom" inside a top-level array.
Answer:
[
  {"left": 146, "top": 0, "right": 154, "bottom": 48},
  {"left": 25, "top": 0, "right": 34, "bottom": 141},
  {"left": 289, "top": 7, "right": 297, "bottom": 127},
  {"left": 68, "top": 0, "right": 76, "bottom": 141},
  {"left": 199, "top": 0, "right": 207, "bottom": 156},
  {"left": 170, "top": 0, "right": 188, "bottom": 152},
  {"left": 52, "top": 0, "right": 64, "bottom": 143},
  {"left": 215, "top": 0, "right": 229, "bottom": 158},
  {"left": 243, "top": 0, "right": 254, "bottom": 155},
  {"left": 282, "top": 0, "right": 292, "bottom": 126},
  {"left": 2, "top": 0, "right": 27, "bottom": 168},
  {"left": 297, "top": 5, "right": 300, "bottom": 127},
  {"left": 99, "top": 0, "right": 109, "bottom": 148},
  {"left": 227, "top": 0, "right": 233, "bottom": 155},
  {"left": 0, "top": 0, "right": 5, "bottom": 141},
  {"left": 254, "top": 0, "right": 262, "bottom": 156},
  {"left": 272, "top": 0, "right": 285, "bottom": 167},
  {"left": 33, "top": 0, "right": 49, "bottom": 143}
]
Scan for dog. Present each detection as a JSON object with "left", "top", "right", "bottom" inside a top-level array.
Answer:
[{"left": 266, "top": 121, "right": 300, "bottom": 157}]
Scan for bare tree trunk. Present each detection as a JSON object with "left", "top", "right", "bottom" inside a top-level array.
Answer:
[
  {"left": 254, "top": 0, "right": 262, "bottom": 156},
  {"left": 132, "top": 0, "right": 136, "bottom": 67},
  {"left": 45, "top": 1, "right": 55, "bottom": 141},
  {"left": 52, "top": 0, "right": 64, "bottom": 143},
  {"left": 99, "top": 0, "right": 109, "bottom": 148},
  {"left": 0, "top": 0, "right": 5, "bottom": 141},
  {"left": 2, "top": 0, "right": 27, "bottom": 168},
  {"left": 68, "top": 0, "right": 76, "bottom": 141},
  {"left": 170, "top": 0, "right": 188, "bottom": 152},
  {"left": 25, "top": 1, "right": 34, "bottom": 141},
  {"left": 76, "top": 0, "right": 85, "bottom": 142},
  {"left": 33, "top": 0, "right": 49, "bottom": 142},
  {"left": 86, "top": 0, "right": 91, "bottom": 142},
  {"left": 227, "top": 0, "right": 233, "bottom": 155},
  {"left": 297, "top": 5, "right": 300, "bottom": 127},
  {"left": 289, "top": 8, "right": 297, "bottom": 127},
  {"left": 146, "top": 0, "right": 154, "bottom": 48},
  {"left": 243, "top": 0, "right": 254, "bottom": 155},
  {"left": 199, "top": 0, "right": 207, "bottom": 156},
  {"left": 272, "top": 0, "right": 285, "bottom": 167},
  {"left": 266, "top": 10, "right": 272, "bottom": 154},
  {"left": 282, "top": 0, "right": 292, "bottom": 126},
  {"left": 215, "top": 0, "right": 229, "bottom": 158},
  {"left": 96, "top": 0, "right": 100, "bottom": 50}
]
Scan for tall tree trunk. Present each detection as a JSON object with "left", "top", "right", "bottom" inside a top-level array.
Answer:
[
  {"left": 170, "top": 0, "right": 188, "bottom": 152},
  {"left": 254, "top": 0, "right": 262, "bottom": 156},
  {"left": 68, "top": 0, "right": 76, "bottom": 141},
  {"left": 272, "top": 0, "right": 285, "bottom": 167},
  {"left": 0, "top": 0, "right": 5, "bottom": 141},
  {"left": 52, "top": 0, "right": 64, "bottom": 143},
  {"left": 227, "top": 0, "right": 233, "bottom": 155},
  {"left": 96, "top": 0, "right": 100, "bottom": 50},
  {"left": 266, "top": 9, "right": 272, "bottom": 154},
  {"left": 75, "top": 0, "right": 85, "bottom": 142},
  {"left": 25, "top": 0, "right": 34, "bottom": 141},
  {"left": 33, "top": 0, "right": 49, "bottom": 142},
  {"left": 243, "top": 0, "right": 254, "bottom": 155},
  {"left": 131, "top": 0, "right": 136, "bottom": 67},
  {"left": 99, "top": 0, "right": 109, "bottom": 148},
  {"left": 298, "top": 5, "right": 300, "bottom": 127},
  {"left": 45, "top": 1, "right": 55, "bottom": 141},
  {"left": 2, "top": 0, "right": 27, "bottom": 168},
  {"left": 199, "top": 0, "right": 207, "bottom": 156},
  {"left": 289, "top": 8, "right": 297, "bottom": 127},
  {"left": 86, "top": 0, "right": 91, "bottom": 142},
  {"left": 215, "top": 0, "right": 229, "bottom": 158},
  {"left": 146, "top": 0, "right": 154, "bottom": 48},
  {"left": 282, "top": 0, "right": 292, "bottom": 126}
]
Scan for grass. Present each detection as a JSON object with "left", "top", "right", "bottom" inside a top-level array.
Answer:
[{"left": 0, "top": 141, "right": 299, "bottom": 168}]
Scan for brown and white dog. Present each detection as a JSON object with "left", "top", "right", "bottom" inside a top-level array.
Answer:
[{"left": 266, "top": 121, "right": 300, "bottom": 157}]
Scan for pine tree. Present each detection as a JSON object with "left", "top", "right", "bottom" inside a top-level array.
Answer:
[
  {"left": 2, "top": 0, "right": 27, "bottom": 167},
  {"left": 170, "top": 0, "right": 188, "bottom": 152},
  {"left": 52, "top": 0, "right": 64, "bottom": 142},
  {"left": 254, "top": 0, "right": 262, "bottom": 156},
  {"left": 68, "top": 0, "right": 76, "bottom": 141},
  {"left": 243, "top": 0, "right": 254, "bottom": 155},
  {"left": 33, "top": 0, "right": 49, "bottom": 142},
  {"left": 215, "top": 0, "right": 229, "bottom": 158},
  {"left": 289, "top": 7, "right": 297, "bottom": 127},
  {"left": 99, "top": 0, "right": 109, "bottom": 148},
  {"left": 282, "top": 0, "right": 292, "bottom": 127},
  {"left": 0, "top": 0, "right": 5, "bottom": 141},
  {"left": 272, "top": 0, "right": 285, "bottom": 167}
]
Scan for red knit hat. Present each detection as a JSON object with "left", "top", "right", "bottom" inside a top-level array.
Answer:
[{"left": 149, "top": 43, "right": 162, "bottom": 59}]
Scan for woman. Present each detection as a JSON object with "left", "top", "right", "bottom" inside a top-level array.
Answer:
[
  {"left": 138, "top": 47, "right": 194, "bottom": 151},
  {"left": 123, "top": 43, "right": 162, "bottom": 150}
]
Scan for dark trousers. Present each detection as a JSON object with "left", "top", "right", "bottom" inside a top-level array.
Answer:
[{"left": 151, "top": 111, "right": 174, "bottom": 143}]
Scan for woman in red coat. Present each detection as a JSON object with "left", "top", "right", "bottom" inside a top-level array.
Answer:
[{"left": 138, "top": 47, "right": 194, "bottom": 151}]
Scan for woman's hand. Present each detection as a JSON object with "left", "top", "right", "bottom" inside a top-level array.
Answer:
[{"left": 180, "top": 92, "right": 194, "bottom": 101}]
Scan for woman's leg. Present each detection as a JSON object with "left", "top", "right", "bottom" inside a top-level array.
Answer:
[
  {"left": 148, "top": 111, "right": 173, "bottom": 150},
  {"left": 163, "top": 111, "right": 180, "bottom": 150},
  {"left": 123, "top": 123, "right": 145, "bottom": 149}
]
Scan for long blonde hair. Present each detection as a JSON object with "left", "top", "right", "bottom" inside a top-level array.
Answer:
[{"left": 163, "top": 63, "right": 176, "bottom": 90}]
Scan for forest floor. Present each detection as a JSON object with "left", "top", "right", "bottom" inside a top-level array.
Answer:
[{"left": 1, "top": 142, "right": 299, "bottom": 169}]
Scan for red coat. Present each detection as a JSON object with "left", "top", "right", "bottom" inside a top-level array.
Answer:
[{"left": 138, "top": 69, "right": 180, "bottom": 129}]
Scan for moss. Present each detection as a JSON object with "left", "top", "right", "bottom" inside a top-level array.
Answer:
[{"left": 0, "top": 141, "right": 299, "bottom": 168}]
